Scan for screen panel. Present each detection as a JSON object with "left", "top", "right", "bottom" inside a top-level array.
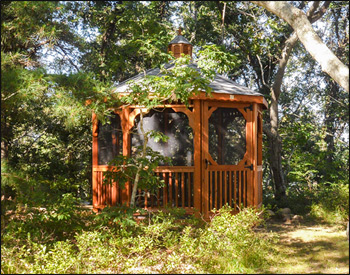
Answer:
[
  {"left": 97, "top": 112, "right": 123, "bottom": 165},
  {"left": 209, "top": 108, "right": 246, "bottom": 165},
  {"left": 131, "top": 108, "right": 194, "bottom": 166}
]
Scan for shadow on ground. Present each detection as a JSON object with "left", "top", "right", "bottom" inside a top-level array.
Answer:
[{"left": 257, "top": 219, "right": 349, "bottom": 274}]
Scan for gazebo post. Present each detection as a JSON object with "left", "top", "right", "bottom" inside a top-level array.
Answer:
[
  {"left": 193, "top": 99, "right": 202, "bottom": 216},
  {"left": 252, "top": 103, "right": 258, "bottom": 207},
  {"left": 92, "top": 112, "right": 99, "bottom": 210},
  {"left": 201, "top": 101, "right": 209, "bottom": 219},
  {"left": 254, "top": 104, "right": 263, "bottom": 207},
  {"left": 245, "top": 105, "right": 254, "bottom": 207},
  {"left": 121, "top": 107, "right": 132, "bottom": 206}
]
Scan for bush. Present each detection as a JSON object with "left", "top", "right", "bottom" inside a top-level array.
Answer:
[
  {"left": 310, "top": 182, "right": 349, "bottom": 224},
  {"left": 179, "top": 205, "right": 271, "bottom": 273},
  {"left": 264, "top": 180, "right": 349, "bottom": 225},
  {"left": 1, "top": 204, "right": 276, "bottom": 274},
  {"left": 284, "top": 182, "right": 316, "bottom": 214}
]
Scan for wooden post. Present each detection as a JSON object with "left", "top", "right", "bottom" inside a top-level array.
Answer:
[
  {"left": 92, "top": 112, "right": 99, "bottom": 209},
  {"left": 121, "top": 107, "right": 131, "bottom": 206},
  {"left": 252, "top": 103, "right": 258, "bottom": 206},
  {"left": 245, "top": 105, "right": 254, "bottom": 207},
  {"left": 193, "top": 100, "right": 202, "bottom": 214},
  {"left": 217, "top": 110, "right": 223, "bottom": 164},
  {"left": 253, "top": 104, "right": 261, "bottom": 206},
  {"left": 201, "top": 101, "right": 209, "bottom": 218}
]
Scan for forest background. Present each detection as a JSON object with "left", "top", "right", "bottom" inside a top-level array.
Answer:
[{"left": 1, "top": 1, "right": 349, "bottom": 273}]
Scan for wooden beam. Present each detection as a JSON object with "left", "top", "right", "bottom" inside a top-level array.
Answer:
[
  {"left": 114, "top": 92, "right": 267, "bottom": 109},
  {"left": 190, "top": 92, "right": 267, "bottom": 108}
]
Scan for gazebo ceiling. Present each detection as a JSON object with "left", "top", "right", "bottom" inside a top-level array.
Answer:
[{"left": 112, "top": 63, "right": 263, "bottom": 97}]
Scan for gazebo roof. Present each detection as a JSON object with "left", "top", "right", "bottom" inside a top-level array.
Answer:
[
  {"left": 112, "top": 63, "right": 262, "bottom": 97},
  {"left": 168, "top": 35, "right": 192, "bottom": 45}
]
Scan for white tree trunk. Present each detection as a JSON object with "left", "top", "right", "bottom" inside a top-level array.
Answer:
[{"left": 251, "top": 1, "right": 349, "bottom": 92}]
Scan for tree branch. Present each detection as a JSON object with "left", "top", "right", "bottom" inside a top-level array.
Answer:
[
  {"left": 251, "top": 1, "right": 349, "bottom": 92},
  {"left": 56, "top": 44, "right": 80, "bottom": 72}
]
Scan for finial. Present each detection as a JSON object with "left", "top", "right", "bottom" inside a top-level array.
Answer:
[{"left": 177, "top": 27, "right": 182, "bottom": 35}]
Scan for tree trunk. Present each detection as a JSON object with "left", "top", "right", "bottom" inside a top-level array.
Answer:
[
  {"left": 268, "top": 95, "right": 286, "bottom": 204},
  {"left": 130, "top": 111, "right": 148, "bottom": 207},
  {"left": 251, "top": 1, "right": 349, "bottom": 92},
  {"left": 322, "top": 77, "right": 337, "bottom": 183},
  {"left": 1, "top": 140, "right": 8, "bottom": 161},
  {"left": 261, "top": 1, "right": 331, "bottom": 203},
  {"left": 1, "top": 114, "right": 9, "bottom": 161}
]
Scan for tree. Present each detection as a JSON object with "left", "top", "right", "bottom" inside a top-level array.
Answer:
[
  {"left": 1, "top": 1, "right": 109, "bottom": 203},
  {"left": 1, "top": 1, "right": 176, "bottom": 204},
  {"left": 251, "top": 1, "right": 349, "bottom": 92},
  {"left": 178, "top": 1, "right": 347, "bottom": 205},
  {"left": 257, "top": 1, "right": 332, "bottom": 203}
]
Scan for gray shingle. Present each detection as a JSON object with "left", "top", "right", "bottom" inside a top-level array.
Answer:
[
  {"left": 168, "top": 35, "right": 192, "bottom": 45},
  {"left": 112, "top": 63, "right": 262, "bottom": 96}
]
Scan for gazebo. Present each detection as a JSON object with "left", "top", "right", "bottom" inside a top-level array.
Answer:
[{"left": 92, "top": 30, "right": 267, "bottom": 218}]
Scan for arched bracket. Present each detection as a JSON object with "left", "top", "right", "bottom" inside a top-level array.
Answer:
[{"left": 171, "top": 106, "right": 195, "bottom": 129}]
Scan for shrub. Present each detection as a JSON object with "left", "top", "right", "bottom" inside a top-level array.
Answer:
[
  {"left": 310, "top": 182, "right": 349, "bottom": 224},
  {"left": 284, "top": 182, "right": 316, "bottom": 214},
  {"left": 2, "top": 204, "right": 276, "bottom": 274},
  {"left": 177, "top": 205, "right": 272, "bottom": 273}
]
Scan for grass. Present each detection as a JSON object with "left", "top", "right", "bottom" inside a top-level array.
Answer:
[{"left": 257, "top": 220, "right": 349, "bottom": 274}]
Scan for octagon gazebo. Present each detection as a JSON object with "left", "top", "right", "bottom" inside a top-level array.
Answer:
[{"left": 92, "top": 30, "right": 267, "bottom": 218}]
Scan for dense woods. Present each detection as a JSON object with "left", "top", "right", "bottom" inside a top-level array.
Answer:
[{"left": 1, "top": 1, "right": 349, "bottom": 273}]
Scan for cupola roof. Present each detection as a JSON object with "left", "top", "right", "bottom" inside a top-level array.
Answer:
[{"left": 168, "top": 28, "right": 192, "bottom": 45}]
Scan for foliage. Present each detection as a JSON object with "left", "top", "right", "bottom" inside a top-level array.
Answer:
[
  {"left": 197, "top": 44, "right": 241, "bottom": 77},
  {"left": 309, "top": 182, "right": 349, "bottom": 224},
  {"left": 1, "top": 205, "right": 275, "bottom": 274},
  {"left": 104, "top": 147, "right": 169, "bottom": 192},
  {"left": 179, "top": 205, "right": 271, "bottom": 273}
]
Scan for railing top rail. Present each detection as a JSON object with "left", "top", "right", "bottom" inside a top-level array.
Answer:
[
  {"left": 154, "top": 166, "right": 194, "bottom": 173},
  {"left": 93, "top": 165, "right": 195, "bottom": 173},
  {"left": 207, "top": 165, "right": 248, "bottom": 171}
]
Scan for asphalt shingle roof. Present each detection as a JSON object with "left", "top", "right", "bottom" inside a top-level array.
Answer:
[
  {"left": 113, "top": 63, "right": 262, "bottom": 97},
  {"left": 168, "top": 35, "right": 192, "bottom": 45}
]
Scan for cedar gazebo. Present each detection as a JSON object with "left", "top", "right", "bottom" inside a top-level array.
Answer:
[{"left": 92, "top": 30, "right": 267, "bottom": 218}]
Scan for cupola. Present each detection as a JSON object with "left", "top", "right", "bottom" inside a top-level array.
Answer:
[{"left": 167, "top": 28, "right": 192, "bottom": 58}]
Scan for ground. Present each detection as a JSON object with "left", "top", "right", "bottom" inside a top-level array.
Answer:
[{"left": 258, "top": 219, "right": 349, "bottom": 274}]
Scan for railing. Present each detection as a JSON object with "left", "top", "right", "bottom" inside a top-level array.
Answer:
[
  {"left": 137, "top": 166, "right": 194, "bottom": 209},
  {"left": 93, "top": 166, "right": 194, "bottom": 210},
  {"left": 93, "top": 165, "right": 254, "bottom": 213},
  {"left": 93, "top": 166, "right": 120, "bottom": 208},
  {"left": 207, "top": 166, "right": 250, "bottom": 212}
]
